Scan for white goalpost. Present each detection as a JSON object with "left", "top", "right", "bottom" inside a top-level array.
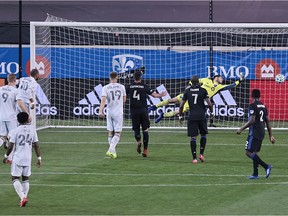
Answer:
[{"left": 30, "top": 21, "right": 288, "bottom": 129}]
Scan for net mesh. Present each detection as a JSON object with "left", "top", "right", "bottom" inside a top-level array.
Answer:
[{"left": 31, "top": 20, "right": 288, "bottom": 129}]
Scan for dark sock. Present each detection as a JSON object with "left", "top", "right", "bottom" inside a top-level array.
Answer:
[
  {"left": 253, "top": 160, "right": 259, "bottom": 176},
  {"left": 251, "top": 153, "right": 268, "bottom": 170},
  {"left": 143, "top": 131, "right": 149, "bottom": 150},
  {"left": 200, "top": 135, "right": 206, "bottom": 155},
  {"left": 190, "top": 137, "right": 197, "bottom": 160},
  {"left": 134, "top": 130, "right": 141, "bottom": 142}
]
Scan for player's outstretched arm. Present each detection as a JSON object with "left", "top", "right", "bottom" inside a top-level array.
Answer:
[
  {"left": 17, "top": 99, "right": 28, "bottom": 113},
  {"left": 34, "top": 142, "right": 42, "bottom": 167},
  {"left": 237, "top": 116, "right": 255, "bottom": 134},
  {"left": 99, "top": 96, "right": 106, "bottom": 118},
  {"left": 151, "top": 91, "right": 167, "bottom": 98},
  {"left": 265, "top": 116, "right": 275, "bottom": 144},
  {"left": 3, "top": 142, "right": 14, "bottom": 164}
]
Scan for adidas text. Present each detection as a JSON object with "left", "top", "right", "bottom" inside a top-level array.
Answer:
[
  {"left": 73, "top": 105, "right": 107, "bottom": 116},
  {"left": 36, "top": 104, "right": 58, "bottom": 116}
]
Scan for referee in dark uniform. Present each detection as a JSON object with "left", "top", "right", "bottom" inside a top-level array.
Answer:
[
  {"left": 179, "top": 76, "right": 213, "bottom": 164},
  {"left": 237, "top": 89, "right": 275, "bottom": 179},
  {"left": 126, "top": 71, "right": 167, "bottom": 157}
]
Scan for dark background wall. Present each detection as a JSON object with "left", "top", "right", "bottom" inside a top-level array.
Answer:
[{"left": 0, "top": 0, "right": 288, "bottom": 44}]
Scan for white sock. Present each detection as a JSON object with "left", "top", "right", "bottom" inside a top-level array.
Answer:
[
  {"left": 13, "top": 179, "right": 25, "bottom": 200},
  {"left": 22, "top": 180, "right": 30, "bottom": 197},
  {"left": 109, "top": 135, "right": 120, "bottom": 153},
  {"left": 108, "top": 136, "right": 113, "bottom": 145},
  {"left": 0, "top": 138, "right": 4, "bottom": 147}
]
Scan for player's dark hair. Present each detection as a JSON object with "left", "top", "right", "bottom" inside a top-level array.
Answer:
[
  {"left": 134, "top": 71, "right": 142, "bottom": 81},
  {"left": 252, "top": 89, "right": 261, "bottom": 99},
  {"left": 17, "top": 112, "right": 29, "bottom": 124},
  {"left": 213, "top": 74, "right": 221, "bottom": 80},
  {"left": 7, "top": 74, "right": 16, "bottom": 83},
  {"left": 110, "top": 71, "right": 118, "bottom": 79},
  {"left": 30, "top": 69, "right": 39, "bottom": 77},
  {"left": 190, "top": 75, "right": 199, "bottom": 86}
]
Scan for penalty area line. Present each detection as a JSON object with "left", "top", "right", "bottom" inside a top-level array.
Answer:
[{"left": 0, "top": 182, "right": 288, "bottom": 187}]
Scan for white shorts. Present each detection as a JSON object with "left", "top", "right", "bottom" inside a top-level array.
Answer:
[
  {"left": 11, "top": 162, "right": 31, "bottom": 177},
  {"left": 106, "top": 113, "right": 123, "bottom": 132},
  {"left": 0, "top": 120, "right": 18, "bottom": 136}
]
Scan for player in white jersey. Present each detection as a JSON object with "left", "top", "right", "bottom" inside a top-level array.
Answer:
[
  {"left": 18, "top": 69, "right": 39, "bottom": 112},
  {"left": 3, "top": 112, "right": 41, "bottom": 207},
  {"left": 99, "top": 71, "right": 126, "bottom": 158},
  {"left": 0, "top": 74, "right": 28, "bottom": 149}
]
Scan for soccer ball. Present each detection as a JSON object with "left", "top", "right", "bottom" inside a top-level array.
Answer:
[{"left": 275, "top": 74, "right": 285, "bottom": 84}]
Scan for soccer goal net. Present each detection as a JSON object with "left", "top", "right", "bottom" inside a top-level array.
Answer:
[{"left": 30, "top": 22, "right": 288, "bottom": 129}]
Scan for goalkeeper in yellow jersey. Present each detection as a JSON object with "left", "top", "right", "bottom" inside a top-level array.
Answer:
[{"left": 149, "top": 74, "right": 245, "bottom": 125}]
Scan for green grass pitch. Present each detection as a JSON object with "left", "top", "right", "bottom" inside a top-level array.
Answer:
[{"left": 0, "top": 128, "right": 287, "bottom": 215}]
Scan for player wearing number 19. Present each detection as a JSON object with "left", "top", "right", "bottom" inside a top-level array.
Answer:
[
  {"left": 126, "top": 71, "right": 167, "bottom": 157},
  {"left": 99, "top": 72, "right": 126, "bottom": 159},
  {"left": 237, "top": 89, "right": 275, "bottom": 179}
]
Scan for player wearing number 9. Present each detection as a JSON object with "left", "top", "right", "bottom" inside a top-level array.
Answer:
[
  {"left": 0, "top": 74, "right": 28, "bottom": 150},
  {"left": 237, "top": 89, "right": 275, "bottom": 179},
  {"left": 126, "top": 71, "right": 167, "bottom": 157}
]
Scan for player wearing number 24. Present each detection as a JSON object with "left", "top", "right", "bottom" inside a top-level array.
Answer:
[
  {"left": 3, "top": 112, "right": 41, "bottom": 207},
  {"left": 237, "top": 89, "right": 275, "bottom": 179},
  {"left": 125, "top": 70, "right": 167, "bottom": 157}
]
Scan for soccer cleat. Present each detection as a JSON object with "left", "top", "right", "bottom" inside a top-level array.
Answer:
[
  {"left": 192, "top": 159, "right": 198, "bottom": 164},
  {"left": 148, "top": 105, "right": 157, "bottom": 112},
  {"left": 198, "top": 154, "right": 205, "bottom": 162},
  {"left": 142, "top": 149, "right": 148, "bottom": 157},
  {"left": 136, "top": 143, "right": 142, "bottom": 154},
  {"left": 265, "top": 165, "right": 272, "bottom": 178},
  {"left": 155, "top": 113, "right": 164, "bottom": 123},
  {"left": 248, "top": 175, "right": 259, "bottom": 179},
  {"left": 20, "top": 197, "right": 28, "bottom": 207},
  {"left": 106, "top": 151, "right": 117, "bottom": 159}
]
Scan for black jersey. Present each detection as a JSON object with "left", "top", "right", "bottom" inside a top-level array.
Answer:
[
  {"left": 126, "top": 81, "right": 154, "bottom": 112},
  {"left": 182, "top": 85, "right": 209, "bottom": 120},
  {"left": 248, "top": 100, "right": 268, "bottom": 140}
]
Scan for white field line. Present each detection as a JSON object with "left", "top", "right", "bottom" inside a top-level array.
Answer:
[
  {"left": 0, "top": 182, "right": 288, "bottom": 187},
  {"left": 39, "top": 141, "right": 288, "bottom": 146},
  {"left": 1, "top": 172, "right": 288, "bottom": 178}
]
